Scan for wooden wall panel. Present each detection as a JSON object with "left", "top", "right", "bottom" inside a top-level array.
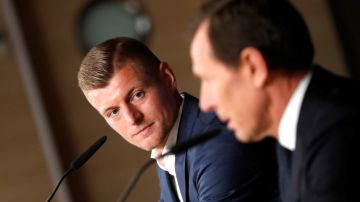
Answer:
[{"left": 0, "top": 8, "right": 53, "bottom": 201}]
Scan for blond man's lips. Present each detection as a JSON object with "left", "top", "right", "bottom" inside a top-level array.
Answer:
[{"left": 132, "top": 122, "right": 154, "bottom": 137}]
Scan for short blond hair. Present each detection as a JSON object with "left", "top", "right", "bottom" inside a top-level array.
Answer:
[{"left": 78, "top": 37, "right": 160, "bottom": 91}]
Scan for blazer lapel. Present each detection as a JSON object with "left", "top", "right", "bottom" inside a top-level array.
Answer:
[
  {"left": 290, "top": 66, "right": 329, "bottom": 202},
  {"left": 175, "top": 93, "right": 199, "bottom": 202},
  {"left": 158, "top": 167, "right": 179, "bottom": 202}
]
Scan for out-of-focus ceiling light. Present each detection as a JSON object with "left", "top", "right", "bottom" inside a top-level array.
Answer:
[{"left": 76, "top": 0, "right": 152, "bottom": 53}]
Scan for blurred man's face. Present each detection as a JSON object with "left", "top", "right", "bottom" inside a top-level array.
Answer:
[
  {"left": 84, "top": 62, "right": 179, "bottom": 151},
  {"left": 190, "top": 20, "right": 270, "bottom": 142}
]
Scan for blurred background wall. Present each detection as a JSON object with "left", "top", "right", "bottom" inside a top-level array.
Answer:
[{"left": 0, "top": 0, "right": 354, "bottom": 201}]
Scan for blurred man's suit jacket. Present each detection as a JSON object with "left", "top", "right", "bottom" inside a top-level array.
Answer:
[{"left": 278, "top": 66, "right": 360, "bottom": 202}]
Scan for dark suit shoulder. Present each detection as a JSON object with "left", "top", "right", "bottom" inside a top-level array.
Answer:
[
  {"left": 292, "top": 66, "right": 360, "bottom": 201},
  {"left": 299, "top": 66, "right": 360, "bottom": 141}
]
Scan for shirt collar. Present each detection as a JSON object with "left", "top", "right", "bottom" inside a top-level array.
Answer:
[{"left": 278, "top": 71, "right": 312, "bottom": 151}]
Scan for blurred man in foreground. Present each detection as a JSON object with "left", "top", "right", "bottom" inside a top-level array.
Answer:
[{"left": 190, "top": 0, "right": 360, "bottom": 201}]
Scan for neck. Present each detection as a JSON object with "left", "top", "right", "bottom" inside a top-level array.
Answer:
[
  {"left": 155, "top": 91, "right": 182, "bottom": 153},
  {"left": 266, "top": 69, "right": 308, "bottom": 139}
]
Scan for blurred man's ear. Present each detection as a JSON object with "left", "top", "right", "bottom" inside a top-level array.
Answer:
[
  {"left": 159, "top": 62, "right": 177, "bottom": 89},
  {"left": 239, "top": 47, "right": 269, "bottom": 88}
]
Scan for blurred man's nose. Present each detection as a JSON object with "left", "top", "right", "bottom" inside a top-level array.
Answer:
[
  {"left": 199, "top": 86, "right": 216, "bottom": 112},
  {"left": 123, "top": 105, "right": 143, "bottom": 125}
]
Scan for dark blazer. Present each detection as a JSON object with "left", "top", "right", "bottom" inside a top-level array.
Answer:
[
  {"left": 157, "top": 93, "right": 279, "bottom": 202},
  {"left": 278, "top": 66, "right": 360, "bottom": 202}
]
